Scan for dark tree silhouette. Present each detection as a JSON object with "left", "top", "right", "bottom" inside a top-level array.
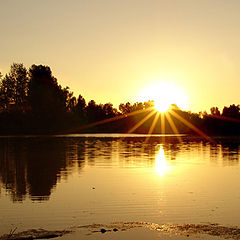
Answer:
[
  {"left": 28, "top": 65, "right": 66, "bottom": 114},
  {"left": 74, "top": 95, "right": 86, "bottom": 118},
  {"left": 86, "top": 100, "right": 106, "bottom": 122},
  {"left": 222, "top": 104, "right": 240, "bottom": 119},
  {"left": 119, "top": 101, "right": 153, "bottom": 114},
  {"left": 210, "top": 107, "right": 220, "bottom": 116},
  {"left": 103, "top": 103, "right": 118, "bottom": 118},
  {"left": 0, "top": 62, "right": 240, "bottom": 135},
  {"left": 119, "top": 102, "right": 132, "bottom": 114},
  {"left": 0, "top": 63, "right": 29, "bottom": 111}
]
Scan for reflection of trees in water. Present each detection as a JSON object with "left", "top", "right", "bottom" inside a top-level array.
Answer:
[
  {"left": 1, "top": 136, "right": 240, "bottom": 202},
  {"left": 0, "top": 138, "right": 86, "bottom": 202},
  {"left": 0, "top": 136, "right": 184, "bottom": 202},
  {"left": 0, "top": 138, "right": 27, "bottom": 201},
  {"left": 84, "top": 138, "right": 116, "bottom": 166},
  {"left": 26, "top": 139, "right": 76, "bottom": 200},
  {"left": 220, "top": 138, "right": 240, "bottom": 164},
  {"left": 118, "top": 137, "right": 240, "bottom": 167},
  {"left": 209, "top": 143, "right": 221, "bottom": 163},
  {"left": 208, "top": 138, "right": 240, "bottom": 165}
]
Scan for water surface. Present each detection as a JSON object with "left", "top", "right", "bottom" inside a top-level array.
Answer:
[{"left": 0, "top": 134, "right": 240, "bottom": 238}]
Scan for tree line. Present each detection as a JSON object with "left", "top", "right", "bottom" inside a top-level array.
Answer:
[{"left": 0, "top": 63, "right": 239, "bottom": 135}]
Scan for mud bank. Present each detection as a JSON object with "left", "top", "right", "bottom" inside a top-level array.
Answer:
[{"left": 2, "top": 222, "right": 240, "bottom": 240}]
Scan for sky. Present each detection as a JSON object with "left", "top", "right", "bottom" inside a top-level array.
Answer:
[{"left": 1, "top": 0, "right": 240, "bottom": 112}]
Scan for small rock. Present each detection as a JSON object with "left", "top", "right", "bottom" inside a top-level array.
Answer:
[
  {"left": 100, "top": 228, "right": 106, "bottom": 233},
  {"left": 113, "top": 228, "right": 118, "bottom": 232}
]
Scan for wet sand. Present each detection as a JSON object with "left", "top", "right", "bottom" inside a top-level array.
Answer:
[{"left": 2, "top": 222, "right": 240, "bottom": 240}]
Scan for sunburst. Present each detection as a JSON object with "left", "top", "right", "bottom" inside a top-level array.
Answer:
[
  {"left": 71, "top": 105, "right": 215, "bottom": 145},
  {"left": 67, "top": 81, "right": 217, "bottom": 144}
]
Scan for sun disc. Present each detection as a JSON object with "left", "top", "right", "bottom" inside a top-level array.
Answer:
[
  {"left": 138, "top": 81, "right": 188, "bottom": 112},
  {"left": 154, "top": 100, "right": 170, "bottom": 113}
]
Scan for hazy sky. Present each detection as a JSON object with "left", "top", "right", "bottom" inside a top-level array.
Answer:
[{"left": 1, "top": 0, "right": 240, "bottom": 112}]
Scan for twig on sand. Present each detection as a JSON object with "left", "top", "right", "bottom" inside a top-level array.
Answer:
[
  {"left": 0, "top": 229, "right": 72, "bottom": 240},
  {"left": 7, "top": 227, "right": 17, "bottom": 239}
]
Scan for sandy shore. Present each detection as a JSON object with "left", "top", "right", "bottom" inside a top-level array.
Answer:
[{"left": 1, "top": 222, "right": 240, "bottom": 240}]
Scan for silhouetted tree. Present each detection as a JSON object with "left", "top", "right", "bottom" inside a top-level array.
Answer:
[
  {"left": 62, "top": 87, "right": 76, "bottom": 112},
  {"left": 86, "top": 100, "right": 104, "bottom": 122},
  {"left": 103, "top": 103, "right": 118, "bottom": 118},
  {"left": 83, "top": 100, "right": 119, "bottom": 126},
  {"left": 119, "top": 101, "right": 153, "bottom": 115},
  {"left": 74, "top": 95, "right": 86, "bottom": 118},
  {"left": 28, "top": 65, "right": 67, "bottom": 115},
  {"left": 143, "top": 101, "right": 154, "bottom": 109},
  {"left": 222, "top": 104, "right": 240, "bottom": 118},
  {"left": 13, "top": 64, "right": 29, "bottom": 108},
  {"left": 1, "top": 62, "right": 240, "bottom": 136},
  {"left": 0, "top": 63, "right": 29, "bottom": 111},
  {"left": 210, "top": 107, "right": 220, "bottom": 116},
  {"left": 119, "top": 102, "right": 132, "bottom": 114}
]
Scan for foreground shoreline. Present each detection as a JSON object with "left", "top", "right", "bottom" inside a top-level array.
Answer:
[{"left": 2, "top": 222, "right": 240, "bottom": 240}]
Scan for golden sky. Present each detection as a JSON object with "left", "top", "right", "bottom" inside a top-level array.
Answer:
[{"left": 1, "top": 0, "right": 240, "bottom": 112}]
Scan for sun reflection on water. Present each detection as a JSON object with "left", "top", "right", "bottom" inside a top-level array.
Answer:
[{"left": 155, "top": 145, "right": 170, "bottom": 176}]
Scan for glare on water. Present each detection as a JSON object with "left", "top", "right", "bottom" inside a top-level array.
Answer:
[
  {"left": 154, "top": 145, "right": 170, "bottom": 176},
  {"left": 0, "top": 134, "right": 240, "bottom": 239}
]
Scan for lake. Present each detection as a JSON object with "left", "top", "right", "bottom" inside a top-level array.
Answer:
[{"left": 0, "top": 134, "right": 240, "bottom": 239}]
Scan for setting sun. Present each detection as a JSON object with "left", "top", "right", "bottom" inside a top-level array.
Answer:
[
  {"left": 138, "top": 82, "right": 188, "bottom": 112},
  {"left": 154, "top": 100, "right": 171, "bottom": 113}
]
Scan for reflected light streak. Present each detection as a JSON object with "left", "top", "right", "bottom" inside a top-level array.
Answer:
[
  {"left": 165, "top": 112, "right": 182, "bottom": 142},
  {"left": 155, "top": 146, "right": 170, "bottom": 177},
  {"left": 68, "top": 107, "right": 155, "bottom": 133},
  {"left": 209, "top": 114, "right": 240, "bottom": 123},
  {"left": 169, "top": 110, "right": 215, "bottom": 144},
  {"left": 127, "top": 110, "right": 156, "bottom": 134},
  {"left": 144, "top": 112, "right": 160, "bottom": 144},
  {"left": 160, "top": 113, "right": 165, "bottom": 135},
  {"left": 160, "top": 113, "right": 166, "bottom": 143},
  {"left": 65, "top": 97, "right": 216, "bottom": 146}
]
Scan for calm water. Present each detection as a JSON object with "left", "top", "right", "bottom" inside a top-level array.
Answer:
[{"left": 0, "top": 134, "right": 240, "bottom": 238}]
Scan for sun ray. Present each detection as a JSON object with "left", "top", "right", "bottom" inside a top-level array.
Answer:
[
  {"left": 160, "top": 113, "right": 166, "bottom": 142},
  {"left": 169, "top": 110, "right": 215, "bottom": 144},
  {"left": 67, "top": 106, "right": 155, "bottom": 133},
  {"left": 208, "top": 114, "right": 240, "bottom": 123},
  {"left": 144, "top": 112, "right": 160, "bottom": 144},
  {"left": 160, "top": 113, "right": 166, "bottom": 134},
  {"left": 165, "top": 112, "right": 182, "bottom": 142},
  {"left": 127, "top": 110, "right": 156, "bottom": 134},
  {"left": 62, "top": 96, "right": 218, "bottom": 145}
]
